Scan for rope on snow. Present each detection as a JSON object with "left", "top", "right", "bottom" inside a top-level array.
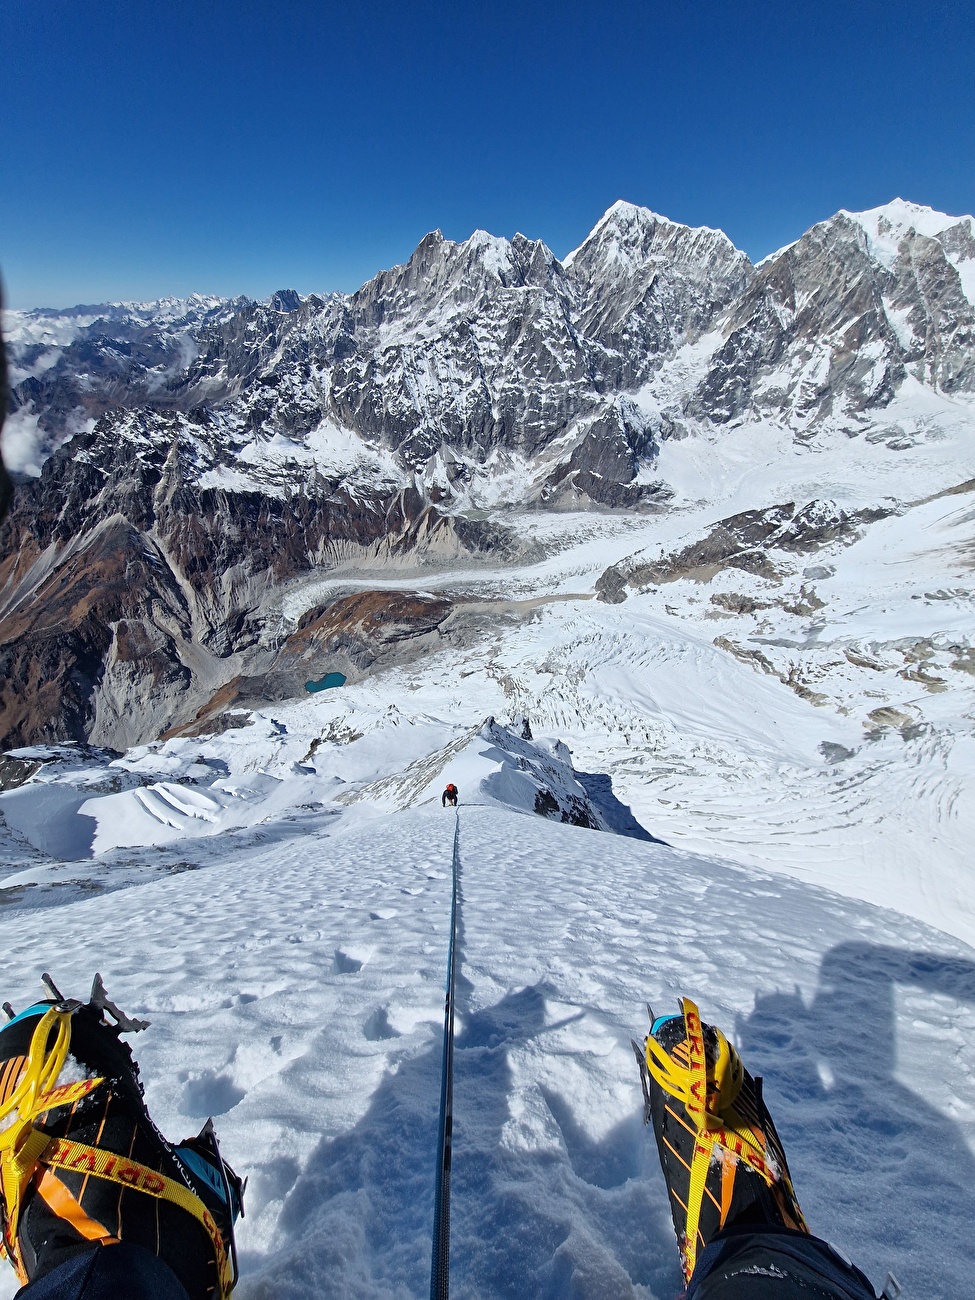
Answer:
[{"left": 430, "top": 810, "right": 461, "bottom": 1300}]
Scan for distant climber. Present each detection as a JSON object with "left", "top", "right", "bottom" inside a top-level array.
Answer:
[{"left": 442, "top": 783, "right": 458, "bottom": 807}]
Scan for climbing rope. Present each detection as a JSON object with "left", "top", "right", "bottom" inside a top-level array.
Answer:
[{"left": 430, "top": 811, "right": 461, "bottom": 1300}]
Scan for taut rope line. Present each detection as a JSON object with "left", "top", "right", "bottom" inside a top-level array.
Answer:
[{"left": 430, "top": 810, "right": 461, "bottom": 1300}]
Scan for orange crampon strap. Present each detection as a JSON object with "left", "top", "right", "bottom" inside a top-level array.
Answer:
[
  {"left": 42, "top": 1136, "right": 235, "bottom": 1298},
  {"left": 644, "top": 997, "right": 784, "bottom": 1280}
]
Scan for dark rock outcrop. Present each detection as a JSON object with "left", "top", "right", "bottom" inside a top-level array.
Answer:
[{"left": 596, "top": 499, "right": 895, "bottom": 600}]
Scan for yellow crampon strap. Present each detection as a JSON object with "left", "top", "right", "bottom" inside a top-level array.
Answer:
[
  {"left": 643, "top": 998, "right": 744, "bottom": 1118},
  {"left": 43, "top": 1137, "right": 234, "bottom": 1299},
  {"left": 0, "top": 1008, "right": 103, "bottom": 1281},
  {"left": 644, "top": 998, "right": 779, "bottom": 1280}
]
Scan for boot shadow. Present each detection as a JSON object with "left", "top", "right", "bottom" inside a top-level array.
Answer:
[{"left": 736, "top": 941, "right": 975, "bottom": 1300}]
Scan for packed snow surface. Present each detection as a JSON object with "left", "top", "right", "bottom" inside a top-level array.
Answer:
[
  {"left": 0, "top": 804, "right": 973, "bottom": 1299},
  {"left": 2, "top": 647, "right": 975, "bottom": 1300}
]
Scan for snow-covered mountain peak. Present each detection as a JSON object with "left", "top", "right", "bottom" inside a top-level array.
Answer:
[
  {"left": 834, "top": 199, "right": 975, "bottom": 306},
  {"left": 441, "top": 227, "right": 561, "bottom": 290},
  {"left": 352, "top": 225, "right": 548, "bottom": 319},
  {"left": 118, "top": 291, "right": 232, "bottom": 317},
  {"left": 563, "top": 199, "right": 667, "bottom": 263},
  {"left": 842, "top": 197, "right": 975, "bottom": 248},
  {"left": 564, "top": 200, "right": 746, "bottom": 274},
  {"left": 759, "top": 200, "right": 973, "bottom": 270},
  {"left": 560, "top": 203, "right": 751, "bottom": 387},
  {"left": 783, "top": 198, "right": 975, "bottom": 281},
  {"left": 90, "top": 293, "right": 238, "bottom": 327},
  {"left": 264, "top": 289, "right": 304, "bottom": 313},
  {"left": 463, "top": 228, "right": 513, "bottom": 275}
]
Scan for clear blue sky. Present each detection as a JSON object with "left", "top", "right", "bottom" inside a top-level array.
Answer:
[{"left": 1, "top": 0, "right": 972, "bottom": 309}]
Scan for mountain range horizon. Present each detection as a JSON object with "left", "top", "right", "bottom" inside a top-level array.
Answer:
[
  {"left": 9, "top": 195, "right": 972, "bottom": 317},
  {"left": 2, "top": 188, "right": 974, "bottom": 754}
]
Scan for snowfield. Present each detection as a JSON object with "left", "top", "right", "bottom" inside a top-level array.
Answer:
[
  {"left": 3, "top": 407, "right": 975, "bottom": 1296},
  {"left": 0, "top": 802, "right": 974, "bottom": 1299}
]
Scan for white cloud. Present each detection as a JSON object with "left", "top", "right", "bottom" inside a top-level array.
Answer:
[{"left": 1, "top": 406, "right": 45, "bottom": 476}]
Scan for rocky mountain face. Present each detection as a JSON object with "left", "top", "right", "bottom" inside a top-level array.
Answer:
[
  {"left": 2, "top": 198, "right": 974, "bottom": 749},
  {"left": 689, "top": 201, "right": 975, "bottom": 433},
  {"left": 6, "top": 203, "right": 755, "bottom": 504},
  {"left": 0, "top": 414, "right": 504, "bottom": 749}
]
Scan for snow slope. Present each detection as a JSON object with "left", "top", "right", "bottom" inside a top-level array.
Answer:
[
  {"left": 0, "top": 804, "right": 973, "bottom": 1299},
  {"left": 0, "top": 671, "right": 974, "bottom": 1296}
]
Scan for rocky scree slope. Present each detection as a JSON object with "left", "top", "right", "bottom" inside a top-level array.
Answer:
[{"left": 2, "top": 198, "right": 974, "bottom": 749}]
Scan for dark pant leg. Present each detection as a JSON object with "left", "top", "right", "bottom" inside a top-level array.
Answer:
[
  {"left": 16, "top": 1242, "right": 191, "bottom": 1300},
  {"left": 687, "top": 1224, "right": 878, "bottom": 1300}
]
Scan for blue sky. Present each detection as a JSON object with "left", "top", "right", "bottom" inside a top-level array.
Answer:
[{"left": 1, "top": 0, "right": 972, "bottom": 309}]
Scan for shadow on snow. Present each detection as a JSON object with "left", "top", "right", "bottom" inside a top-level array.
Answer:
[
  {"left": 238, "top": 927, "right": 975, "bottom": 1300},
  {"left": 737, "top": 941, "right": 975, "bottom": 1300}
]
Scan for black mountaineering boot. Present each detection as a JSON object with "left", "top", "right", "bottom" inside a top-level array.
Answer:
[
  {"left": 0, "top": 975, "right": 243, "bottom": 1299},
  {"left": 634, "top": 996, "right": 807, "bottom": 1285}
]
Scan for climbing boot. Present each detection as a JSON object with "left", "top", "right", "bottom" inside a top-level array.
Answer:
[
  {"left": 634, "top": 997, "right": 807, "bottom": 1283},
  {"left": 0, "top": 975, "right": 243, "bottom": 1298}
]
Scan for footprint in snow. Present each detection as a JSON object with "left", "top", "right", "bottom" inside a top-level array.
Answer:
[
  {"left": 246, "top": 1155, "right": 301, "bottom": 1216},
  {"left": 362, "top": 1006, "right": 401, "bottom": 1041},
  {"left": 541, "top": 1085, "right": 643, "bottom": 1190},
  {"left": 181, "top": 1070, "right": 245, "bottom": 1117},
  {"left": 333, "top": 946, "right": 372, "bottom": 974}
]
